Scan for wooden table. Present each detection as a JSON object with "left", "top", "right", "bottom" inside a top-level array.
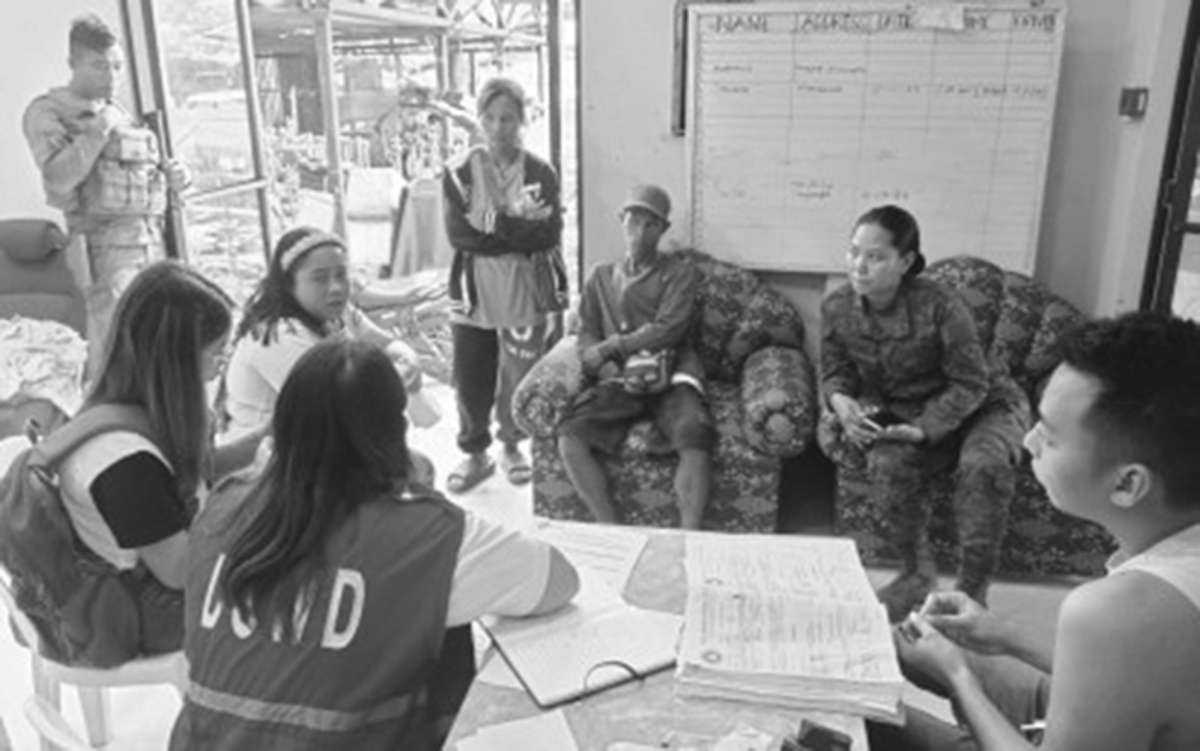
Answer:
[{"left": 445, "top": 530, "right": 870, "bottom": 750}]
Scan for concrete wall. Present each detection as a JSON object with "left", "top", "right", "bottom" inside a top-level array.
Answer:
[
  {"left": 1036, "top": 0, "right": 1189, "bottom": 314},
  {"left": 0, "top": 1, "right": 128, "bottom": 221},
  {"left": 579, "top": 0, "right": 1190, "bottom": 351}
]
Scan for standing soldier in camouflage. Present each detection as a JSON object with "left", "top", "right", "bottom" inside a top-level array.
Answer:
[
  {"left": 818, "top": 205, "right": 1029, "bottom": 621},
  {"left": 23, "top": 15, "right": 189, "bottom": 371}
]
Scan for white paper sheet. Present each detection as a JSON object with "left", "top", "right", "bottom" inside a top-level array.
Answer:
[
  {"left": 685, "top": 534, "right": 877, "bottom": 604},
  {"left": 474, "top": 649, "right": 523, "bottom": 690},
  {"left": 680, "top": 589, "right": 899, "bottom": 682},
  {"left": 531, "top": 519, "right": 649, "bottom": 594},
  {"left": 456, "top": 708, "right": 578, "bottom": 751}
]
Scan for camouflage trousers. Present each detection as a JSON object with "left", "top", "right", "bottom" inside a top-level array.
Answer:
[
  {"left": 68, "top": 219, "right": 164, "bottom": 372},
  {"left": 820, "top": 401, "right": 1029, "bottom": 588}
]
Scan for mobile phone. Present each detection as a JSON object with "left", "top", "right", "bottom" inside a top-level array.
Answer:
[{"left": 865, "top": 410, "right": 904, "bottom": 429}]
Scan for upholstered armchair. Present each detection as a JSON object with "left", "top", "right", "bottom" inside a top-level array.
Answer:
[
  {"left": 512, "top": 250, "right": 816, "bottom": 532},
  {"left": 0, "top": 219, "right": 84, "bottom": 438},
  {"left": 0, "top": 219, "right": 83, "bottom": 333},
  {"left": 824, "top": 255, "right": 1116, "bottom": 577}
]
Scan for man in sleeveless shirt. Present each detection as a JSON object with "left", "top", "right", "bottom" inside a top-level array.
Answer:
[
  {"left": 870, "top": 311, "right": 1200, "bottom": 751},
  {"left": 23, "top": 15, "right": 189, "bottom": 370}
]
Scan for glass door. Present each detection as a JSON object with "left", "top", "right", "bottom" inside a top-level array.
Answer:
[
  {"left": 135, "top": 0, "right": 272, "bottom": 305},
  {"left": 1143, "top": 2, "right": 1200, "bottom": 319}
]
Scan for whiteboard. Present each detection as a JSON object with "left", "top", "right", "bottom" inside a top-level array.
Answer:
[{"left": 686, "top": 2, "right": 1065, "bottom": 273}]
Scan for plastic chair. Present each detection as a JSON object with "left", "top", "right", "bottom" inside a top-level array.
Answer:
[{"left": 0, "top": 570, "right": 186, "bottom": 750}]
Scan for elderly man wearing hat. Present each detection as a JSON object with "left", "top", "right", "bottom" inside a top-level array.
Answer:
[
  {"left": 818, "top": 204, "right": 1031, "bottom": 621},
  {"left": 556, "top": 184, "right": 716, "bottom": 529}
]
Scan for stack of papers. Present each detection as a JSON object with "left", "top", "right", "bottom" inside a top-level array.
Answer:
[{"left": 676, "top": 535, "right": 904, "bottom": 723}]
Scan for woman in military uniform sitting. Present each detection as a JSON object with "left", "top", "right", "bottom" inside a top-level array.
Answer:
[{"left": 818, "top": 205, "right": 1029, "bottom": 621}]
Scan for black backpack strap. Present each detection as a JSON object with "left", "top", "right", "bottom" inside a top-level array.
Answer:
[{"left": 29, "top": 405, "right": 158, "bottom": 471}]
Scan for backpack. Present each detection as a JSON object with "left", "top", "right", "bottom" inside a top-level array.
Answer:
[{"left": 0, "top": 404, "right": 163, "bottom": 667}]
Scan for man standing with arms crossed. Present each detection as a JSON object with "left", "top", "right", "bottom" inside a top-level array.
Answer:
[{"left": 24, "top": 15, "right": 189, "bottom": 369}]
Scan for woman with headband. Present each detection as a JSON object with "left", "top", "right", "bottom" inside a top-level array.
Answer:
[
  {"left": 442, "top": 76, "right": 567, "bottom": 493},
  {"left": 222, "top": 227, "right": 439, "bottom": 454}
]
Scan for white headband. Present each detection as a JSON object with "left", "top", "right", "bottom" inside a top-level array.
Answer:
[{"left": 280, "top": 231, "right": 345, "bottom": 272}]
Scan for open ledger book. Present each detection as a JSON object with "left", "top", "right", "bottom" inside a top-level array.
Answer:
[
  {"left": 677, "top": 534, "right": 904, "bottom": 723},
  {"left": 481, "top": 570, "right": 682, "bottom": 709}
]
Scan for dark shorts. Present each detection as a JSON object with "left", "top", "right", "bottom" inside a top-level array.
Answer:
[{"left": 558, "top": 382, "right": 716, "bottom": 455}]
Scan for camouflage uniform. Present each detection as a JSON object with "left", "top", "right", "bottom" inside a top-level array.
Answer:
[
  {"left": 23, "top": 88, "right": 165, "bottom": 370},
  {"left": 818, "top": 276, "right": 1029, "bottom": 609}
]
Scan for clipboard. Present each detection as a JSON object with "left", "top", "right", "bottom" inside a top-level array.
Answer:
[{"left": 480, "top": 572, "right": 682, "bottom": 709}]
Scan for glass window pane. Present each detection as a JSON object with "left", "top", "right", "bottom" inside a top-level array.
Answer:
[
  {"left": 1171, "top": 233, "right": 1200, "bottom": 322},
  {"left": 1191, "top": 172, "right": 1200, "bottom": 224},
  {"left": 186, "top": 192, "right": 267, "bottom": 308},
  {"left": 158, "top": 0, "right": 256, "bottom": 191}
]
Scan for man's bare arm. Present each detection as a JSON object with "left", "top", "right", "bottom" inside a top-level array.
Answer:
[
  {"left": 1033, "top": 575, "right": 1195, "bottom": 751},
  {"left": 947, "top": 576, "right": 1182, "bottom": 751},
  {"left": 921, "top": 591, "right": 1056, "bottom": 673},
  {"left": 944, "top": 664, "right": 1035, "bottom": 751}
]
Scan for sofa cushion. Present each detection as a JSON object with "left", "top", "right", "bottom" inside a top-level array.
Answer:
[
  {"left": 0, "top": 219, "right": 67, "bottom": 264},
  {"left": 924, "top": 256, "right": 1006, "bottom": 356},
  {"left": 679, "top": 250, "right": 806, "bottom": 384}
]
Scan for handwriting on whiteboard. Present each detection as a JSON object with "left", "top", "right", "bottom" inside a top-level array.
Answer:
[{"left": 687, "top": 2, "right": 1065, "bottom": 273}]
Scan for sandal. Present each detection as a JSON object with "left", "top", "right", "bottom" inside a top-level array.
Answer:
[
  {"left": 446, "top": 453, "right": 495, "bottom": 494},
  {"left": 500, "top": 445, "right": 532, "bottom": 485}
]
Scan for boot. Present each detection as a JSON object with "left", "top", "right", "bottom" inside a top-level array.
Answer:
[{"left": 876, "top": 532, "right": 938, "bottom": 623}]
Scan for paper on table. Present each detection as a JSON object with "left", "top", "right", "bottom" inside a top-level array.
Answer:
[
  {"left": 456, "top": 708, "right": 578, "bottom": 751},
  {"left": 685, "top": 535, "right": 877, "bottom": 605},
  {"left": 678, "top": 534, "right": 903, "bottom": 721},
  {"left": 474, "top": 649, "right": 523, "bottom": 690},
  {"left": 680, "top": 589, "right": 899, "bottom": 682},
  {"left": 484, "top": 570, "right": 682, "bottom": 708},
  {"left": 532, "top": 519, "right": 649, "bottom": 594}
]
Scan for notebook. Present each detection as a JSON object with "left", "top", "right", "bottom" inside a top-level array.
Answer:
[{"left": 481, "top": 570, "right": 682, "bottom": 708}]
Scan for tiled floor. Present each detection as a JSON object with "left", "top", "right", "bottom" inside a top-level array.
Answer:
[{"left": 0, "top": 381, "right": 1073, "bottom": 749}]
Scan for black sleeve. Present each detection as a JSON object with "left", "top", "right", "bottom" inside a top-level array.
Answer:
[
  {"left": 442, "top": 158, "right": 563, "bottom": 256},
  {"left": 441, "top": 168, "right": 510, "bottom": 256},
  {"left": 89, "top": 451, "right": 189, "bottom": 549},
  {"left": 492, "top": 159, "right": 563, "bottom": 253}
]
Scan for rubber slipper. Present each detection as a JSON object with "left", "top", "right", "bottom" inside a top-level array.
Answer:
[
  {"left": 500, "top": 446, "right": 532, "bottom": 485},
  {"left": 446, "top": 455, "right": 495, "bottom": 493}
]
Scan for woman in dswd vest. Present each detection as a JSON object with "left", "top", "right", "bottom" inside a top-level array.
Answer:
[
  {"left": 442, "top": 77, "right": 568, "bottom": 492},
  {"left": 173, "top": 339, "right": 579, "bottom": 750},
  {"left": 58, "top": 261, "right": 263, "bottom": 658}
]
